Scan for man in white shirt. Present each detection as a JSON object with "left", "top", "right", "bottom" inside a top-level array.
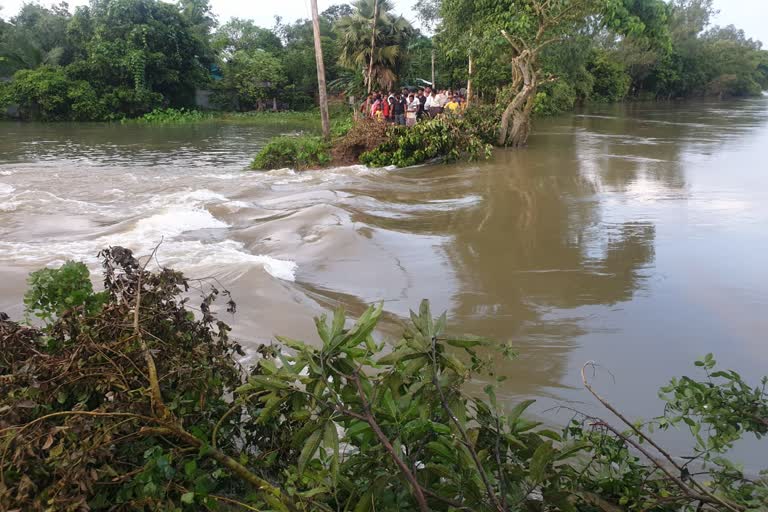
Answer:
[{"left": 425, "top": 91, "right": 440, "bottom": 117}]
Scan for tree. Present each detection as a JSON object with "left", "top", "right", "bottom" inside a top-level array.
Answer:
[
  {"left": 336, "top": 0, "right": 414, "bottom": 91},
  {"left": 311, "top": 0, "right": 331, "bottom": 139},
  {"left": 220, "top": 50, "right": 286, "bottom": 110},
  {"left": 321, "top": 4, "right": 354, "bottom": 23},
  {"left": 0, "top": 2, "right": 72, "bottom": 74},
  {"left": 212, "top": 18, "right": 283, "bottom": 58},
  {"left": 441, "top": 0, "right": 666, "bottom": 147},
  {"left": 178, "top": 0, "right": 217, "bottom": 67},
  {"left": 72, "top": 0, "right": 208, "bottom": 108}
]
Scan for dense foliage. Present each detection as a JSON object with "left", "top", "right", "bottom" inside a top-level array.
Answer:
[
  {"left": 360, "top": 113, "right": 494, "bottom": 167},
  {"left": 1, "top": 252, "right": 766, "bottom": 511},
  {"left": 131, "top": 107, "right": 214, "bottom": 124},
  {"left": 2, "top": 0, "right": 765, "bottom": 123},
  {"left": 250, "top": 110, "right": 499, "bottom": 171},
  {"left": 251, "top": 136, "right": 332, "bottom": 171}
]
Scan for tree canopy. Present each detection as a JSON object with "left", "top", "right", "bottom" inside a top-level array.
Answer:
[{"left": 0, "top": 0, "right": 765, "bottom": 122}]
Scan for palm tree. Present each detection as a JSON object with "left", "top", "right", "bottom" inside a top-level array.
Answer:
[
  {"left": 0, "top": 33, "right": 64, "bottom": 75},
  {"left": 336, "top": 0, "right": 414, "bottom": 91}
]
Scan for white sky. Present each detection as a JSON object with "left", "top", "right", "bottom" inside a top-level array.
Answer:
[{"left": 1, "top": 0, "right": 766, "bottom": 45}]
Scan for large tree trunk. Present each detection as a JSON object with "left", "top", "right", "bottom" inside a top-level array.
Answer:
[
  {"left": 498, "top": 54, "right": 537, "bottom": 147},
  {"left": 310, "top": 0, "right": 330, "bottom": 140}
]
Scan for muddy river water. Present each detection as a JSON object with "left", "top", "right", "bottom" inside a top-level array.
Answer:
[{"left": 1, "top": 99, "right": 767, "bottom": 467}]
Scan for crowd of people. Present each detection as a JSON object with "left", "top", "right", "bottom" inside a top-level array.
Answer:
[{"left": 361, "top": 86, "right": 467, "bottom": 127}]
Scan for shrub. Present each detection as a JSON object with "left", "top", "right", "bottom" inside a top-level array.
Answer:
[
  {"left": 533, "top": 80, "right": 578, "bottom": 117},
  {"left": 588, "top": 51, "right": 631, "bottom": 102},
  {"left": 23, "top": 261, "right": 106, "bottom": 323},
  {"left": 132, "top": 107, "right": 213, "bottom": 124},
  {"left": 251, "top": 135, "right": 331, "bottom": 170},
  {"left": 360, "top": 115, "right": 493, "bottom": 168},
  {"left": 1, "top": 67, "right": 107, "bottom": 121},
  {"left": 461, "top": 104, "right": 503, "bottom": 144}
]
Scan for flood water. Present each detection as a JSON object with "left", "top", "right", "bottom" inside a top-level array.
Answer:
[{"left": 2, "top": 99, "right": 767, "bottom": 468}]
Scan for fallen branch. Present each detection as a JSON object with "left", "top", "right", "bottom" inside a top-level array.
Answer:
[{"left": 582, "top": 362, "right": 744, "bottom": 512}]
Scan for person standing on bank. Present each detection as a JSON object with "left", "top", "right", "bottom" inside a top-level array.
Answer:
[
  {"left": 417, "top": 89, "right": 427, "bottom": 120},
  {"left": 425, "top": 89, "right": 440, "bottom": 117},
  {"left": 392, "top": 92, "right": 407, "bottom": 126},
  {"left": 406, "top": 93, "right": 419, "bottom": 127}
]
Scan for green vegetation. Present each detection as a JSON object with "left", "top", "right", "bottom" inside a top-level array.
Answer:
[
  {"left": 336, "top": 0, "right": 415, "bottom": 90},
  {"left": 23, "top": 261, "right": 106, "bottom": 323},
  {"left": 3, "top": 0, "right": 765, "bottom": 126},
  {"left": 360, "top": 115, "right": 493, "bottom": 167},
  {"left": 0, "top": 0, "right": 766, "bottom": 170},
  {"left": 251, "top": 136, "right": 332, "bottom": 170},
  {"left": 1, "top": 251, "right": 766, "bottom": 511},
  {"left": 250, "top": 111, "right": 497, "bottom": 171},
  {"left": 132, "top": 107, "right": 214, "bottom": 124}
]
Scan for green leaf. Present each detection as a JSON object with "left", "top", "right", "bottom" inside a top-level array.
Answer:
[
  {"left": 298, "top": 428, "right": 323, "bottom": 475},
  {"left": 353, "top": 489, "right": 374, "bottom": 512},
  {"left": 257, "top": 393, "right": 285, "bottom": 424},
  {"left": 427, "top": 441, "right": 453, "bottom": 459},
  {"left": 445, "top": 336, "right": 489, "bottom": 348},
  {"left": 298, "top": 486, "right": 328, "bottom": 498},
  {"left": 315, "top": 314, "right": 331, "bottom": 345},
  {"left": 332, "top": 308, "right": 346, "bottom": 337},
  {"left": 345, "top": 420, "right": 372, "bottom": 438},
  {"left": 324, "top": 421, "right": 339, "bottom": 483},
  {"left": 181, "top": 492, "right": 195, "bottom": 504},
  {"left": 434, "top": 312, "right": 447, "bottom": 336},
  {"left": 538, "top": 429, "right": 562, "bottom": 442},
  {"left": 529, "top": 442, "right": 554, "bottom": 483},
  {"left": 509, "top": 399, "right": 537, "bottom": 424},
  {"left": 377, "top": 347, "right": 417, "bottom": 365},
  {"left": 557, "top": 441, "right": 590, "bottom": 460},
  {"left": 275, "top": 335, "right": 308, "bottom": 351},
  {"left": 418, "top": 299, "right": 434, "bottom": 335},
  {"left": 382, "top": 388, "right": 398, "bottom": 419}
]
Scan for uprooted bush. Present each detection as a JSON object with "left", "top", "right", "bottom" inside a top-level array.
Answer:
[
  {"left": 330, "top": 118, "right": 391, "bottom": 166},
  {"left": 360, "top": 114, "right": 494, "bottom": 168},
  {"left": 1, "top": 250, "right": 766, "bottom": 511},
  {"left": 251, "top": 135, "right": 331, "bottom": 171}
]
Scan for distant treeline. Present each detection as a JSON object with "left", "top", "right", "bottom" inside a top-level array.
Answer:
[{"left": 0, "top": 0, "right": 766, "bottom": 122}]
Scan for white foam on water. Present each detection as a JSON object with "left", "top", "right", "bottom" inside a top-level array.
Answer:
[
  {"left": 0, "top": 183, "right": 15, "bottom": 196},
  {"left": 199, "top": 173, "right": 242, "bottom": 180},
  {"left": 224, "top": 200, "right": 251, "bottom": 210},
  {"left": 157, "top": 240, "right": 298, "bottom": 281},
  {"left": 266, "top": 165, "right": 385, "bottom": 185},
  {"left": 133, "top": 206, "right": 229, "bottom": 239},
  {"left": 148, "top": 188, "right": 230, "bottom": 206},
  {"left": 0, "top": 170, "right": 13, "bottom": 176},
  {"left": 0, "top": 203, "right": 298, "bottom": 282}
]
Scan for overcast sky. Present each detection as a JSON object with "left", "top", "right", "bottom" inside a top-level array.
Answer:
[{"left": 1, "top": 0, "right": 766, "bottom": 45}]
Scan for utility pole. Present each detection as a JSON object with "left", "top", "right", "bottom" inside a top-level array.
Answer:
[
  {"left": 310, "top": 0, "right": 330, "bottom": 140},
  {"left": 466, "top": 30, "right": 473, "bottom": 107},
  {"left": 431, "top": 49, "right": 436, "bottom": 90}
]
